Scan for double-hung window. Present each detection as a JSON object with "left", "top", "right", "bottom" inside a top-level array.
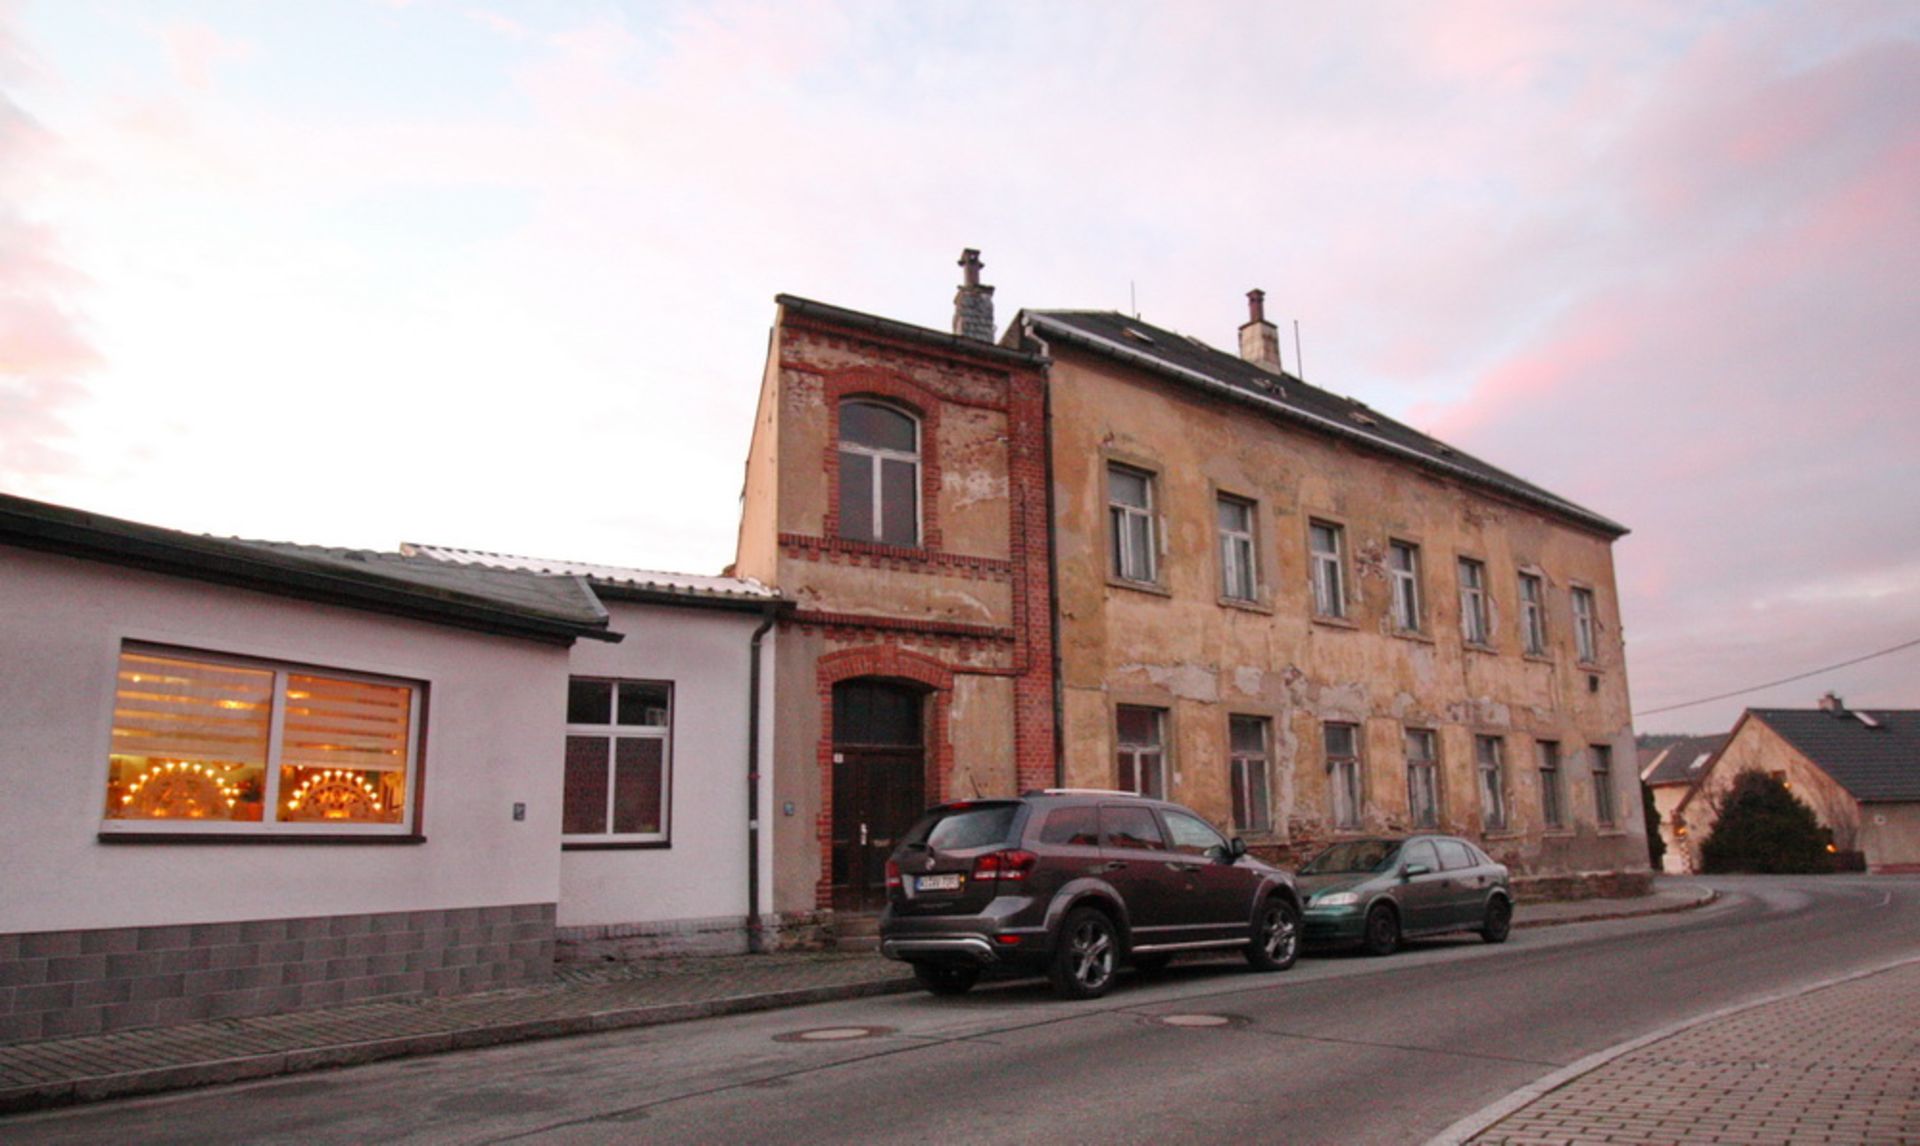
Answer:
[
  {"left": 1309, "top": 521, "right": 1346, "bottom": 618},
  {"left": 103, "top": 644, "right": 420, "bottom": 837},
  {"left": 1519, "top": 572, "right": 1547, "bottom": 656},
  {"left": 1590, "top": 744, "right": 1615, "bottom": 827},
  {"left": 1325, "top": 722, "right": 1363, "bottom": 829},
  {"left": 1405, "top": 729, "right": 1440, "bottom": 828},
  {"left": 564, "top": 678, "right": 671, "bottom": 844},
  {"left": 1116, "top": 705, "right": 1167, "bottom": 799},
  {"left": 1572, "top": 587, "right": 1598, "bottom": 664},
  {"left": 1217, "top": 496, "right": 1258, "bottom": 602},
  {"left": 1108, "top": 465, "right": 1157, "bottom": 584},
  {"left": 1476, "top": 735, "right": 1507, "bottom": 831},
  {"left": 837, "top": 400, "right": 920, "bottom": 546},
  {"left": 1228, "top": 715, "right": 1271, "bottom": 833},
  {"left": 1389, "top": 541, "right": 1422, "bottom": 632},
  {"left": 1537, "top": 740, "right": 1564, "bottom": 829},
  {"left": 1459, "top": 558, "right": 1490, "bottom": 645}
]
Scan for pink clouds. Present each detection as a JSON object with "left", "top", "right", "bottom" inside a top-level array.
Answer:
[{"left": 159, "top": 21, "right": 251, "bottom": 91}]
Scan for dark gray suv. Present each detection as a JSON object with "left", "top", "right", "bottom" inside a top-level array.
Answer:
[{"left": 878, "top": 790, "right": 1301, "bottom": 999}]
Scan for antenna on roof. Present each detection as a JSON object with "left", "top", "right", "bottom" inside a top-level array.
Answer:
[
  {"left": 1293, "top": 319, "right": 1304, "bottom": 379},
  {"left": 1130, "top": 280, "right": 1138, "bottom": 319}
]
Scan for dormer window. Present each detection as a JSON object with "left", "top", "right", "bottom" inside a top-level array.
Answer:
[{"left": 838, "top": 400, "right": 920, "bottom": 546}]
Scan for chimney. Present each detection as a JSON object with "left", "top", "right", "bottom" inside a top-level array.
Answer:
[
  {"left": 1238, "top": 289, "right": 1282, "bottom": 373},
  {"left": 1818, "top": 691, "right": 1846, "bottom": 715},
  {"left": 953, "top": 248, "right": 996, "bottom": 341}
]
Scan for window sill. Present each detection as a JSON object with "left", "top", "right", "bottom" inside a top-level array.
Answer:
[
  {"left": 1522, "top": 652, "right": 1553, "bottom": 664},
  {"left": 1463, "top": 641, "right": 1499, "bottom": 656},
  {"left": 1391, "top": 628, "right": 1434, "bottom": 645},
  {"left": 1218, "top": 595, "right": 1272, "bottom": 615},
  {"left": 1577, "top": 661, "right": 1604, "bottom": 673},
  {"left": 99, "top": 832, "right": 427, "bottom": 846},
  {"left": 563, "top": 839, "right": 672, "bottom": 851},
  {"left": 1541, "top": 828, "right": 1575, "bottom": 838},
  {"left": 1480, "top": 829, "right": 1521, "bottom": 840},
  {"left": 1596, "top": 828, "right": 1626, "bottom": 838},
  {"left": 1108, "top": 577, "right": 1172, "bottom": 598},
  {"left": 1310, "top": 613, "right": 1358, "bottom": 631}
]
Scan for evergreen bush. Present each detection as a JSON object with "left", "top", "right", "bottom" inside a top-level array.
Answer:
[{"left": 1699, "top": 770, "right": 1833, "bottom": 874}]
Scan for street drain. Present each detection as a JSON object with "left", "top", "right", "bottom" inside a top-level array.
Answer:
[
  {"left": 774, "top": 1025, "right": 894, "bottom": 1043},
  {"left": 1154, "top": 1013, "right": 1246, "bottom": 1029}
]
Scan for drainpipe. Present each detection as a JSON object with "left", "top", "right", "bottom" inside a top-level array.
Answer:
[
  {"left": 1023, "top": 316, "right": 1067, "bottom": 788},
  {"left": 744, "top": 603, "right": 778, "bottom": 954}
]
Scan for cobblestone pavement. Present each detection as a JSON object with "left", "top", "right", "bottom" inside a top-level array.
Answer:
[
  {"left": 0, "top": 886, "right": 1710, "bottom": 1115},
  {"left": 1462, "top": 960, "right": 1920, "bottom": 1145}
]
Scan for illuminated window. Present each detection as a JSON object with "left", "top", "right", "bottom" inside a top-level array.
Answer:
[
  {"left": 564, "top": 678, "right": 671, "bottom": 844},
  {"left": 838, "top": 401, "right": 920, "bottom": 546},
  {"left": 103, "top": 645, "right": 418, "bottom": 836}
]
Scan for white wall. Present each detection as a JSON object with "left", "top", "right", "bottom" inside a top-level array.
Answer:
[
  {"left": 557, "top": 600, "right": 772, "bottom": 931},
  {"left": 0, "top": 548, "right": 571, "bottom": 933}
]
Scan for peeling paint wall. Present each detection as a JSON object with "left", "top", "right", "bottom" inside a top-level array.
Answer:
[{"left": 1049, "top": 346, "right": 1644, "bottom": 877}]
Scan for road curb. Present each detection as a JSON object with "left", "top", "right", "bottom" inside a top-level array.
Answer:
[
  {"left": 1514, "top": 883, "right": 1717, "bottom": 929},
  {"left": 0, "top": 975, "right": 918, "bottom": 1115},
  {"left": 1423, "top": 951, "right": 1920, "bottom": 1146}
]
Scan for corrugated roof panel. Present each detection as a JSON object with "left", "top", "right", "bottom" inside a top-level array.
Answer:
[{"left": 401, "top": 543, "right": 780, "bottom": 604}]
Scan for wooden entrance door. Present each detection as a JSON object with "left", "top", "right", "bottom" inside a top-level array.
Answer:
[{"left": 831, "top": 680, "right": 926, "bottom": 913}]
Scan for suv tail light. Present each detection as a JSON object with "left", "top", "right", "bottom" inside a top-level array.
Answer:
[
  {"left": 972, "top": 849, "right": 1039, "bottom": 882},
  {"left": 885, "top": 859, "right": 901, "bottom": 891}
]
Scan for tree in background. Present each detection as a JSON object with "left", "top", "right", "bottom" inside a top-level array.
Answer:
[
  {"left": 1641, "top": 782, "right": 1665, "bottom": 871},
  {"left": 1699, "top": 770, "right": 1833, "bottom": 874}
]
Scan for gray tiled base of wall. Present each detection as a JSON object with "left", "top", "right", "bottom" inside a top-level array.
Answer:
[{"left": 0, "top": 904, "right": 556, "bottom": 1045}]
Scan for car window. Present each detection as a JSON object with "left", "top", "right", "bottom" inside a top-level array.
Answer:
[
  {"left": 1038, "top": 805, "right": 1101, "bottom": 847},
  {"left": 906, "top": 804, "right": 1020, "bottom": 851},
  {"left": 1435, "top": 839, "right": 1475, "bottom": 870},
  {"left": 1300, "top": 839, "right": 1401, "bottom": 874},
  {"left": 1161, "top": 809, "right": 1227, "bottom": 856},
  {"left": 1401, "top": 840, "right": 1440, "bottom": 872},
  {"left": 1100, "top": 805, "right": 1167, "bottom": 851}
]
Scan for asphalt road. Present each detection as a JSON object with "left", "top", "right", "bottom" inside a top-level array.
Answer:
[{"left": 6, "top": 875, "right": 1918, "bottom": 1145}]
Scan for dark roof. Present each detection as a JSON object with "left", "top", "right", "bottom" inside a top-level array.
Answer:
[
  {"left": 0, "top": 492, "right": 619, "bottom": 646},
  {"left": 776, "top": 294, "right": 1046, "bottom": 370},
  {"left": 1018, "top": 310, "right": 1627, "bottom": 538},
  {"left": 399, "top": 543, "right": 787, "bottom": 615},
  {"left": 1753, "top": 708, "right": 1920, "bottom": 802},
  {"left": 1642, "top": 735, "right": 1728, "bottom": 787}
]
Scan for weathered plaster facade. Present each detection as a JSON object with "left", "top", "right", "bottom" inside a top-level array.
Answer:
[
  {"left": 1023, "top": 312, "right": 1647, "bottom": 886},
  {"left": 734, "top": 294, "right": 1054, "bottom": 934}
]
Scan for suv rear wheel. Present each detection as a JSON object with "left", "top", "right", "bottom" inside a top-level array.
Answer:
[
  {"left": 911, "top": 963, "right": 981, "bottom": 996},
  {"left": 1245, "top": 897, "right": 1300, "bottom": 972},
  {"left": 1050, "top": 907, "right": 1117, "bottom": 999}
]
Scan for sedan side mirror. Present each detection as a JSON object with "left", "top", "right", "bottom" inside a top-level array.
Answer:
[
  {"left": 1402, "top": 862, "right": 1432, "bottom": 878},
  {"left": 1227, "top": 837, "right": 1248, "bottom": 861}
]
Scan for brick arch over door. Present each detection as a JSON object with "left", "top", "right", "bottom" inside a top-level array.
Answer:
[
  {"left": 822, "top": 366, "right": 944, "bottom": 551},
  {"left": 815, "top": 645, "right": 956, "bottom": 910}
]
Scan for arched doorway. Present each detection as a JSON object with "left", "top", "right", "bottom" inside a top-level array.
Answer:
[{"left": 831, "top": 678, "right": 927, "bottom": 912}]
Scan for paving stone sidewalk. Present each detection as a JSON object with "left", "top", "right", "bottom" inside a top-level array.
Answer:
[
  {"left": 1459, "top": 960, "right": 1920, "bottom": 1145},
  {"left": 0, "top": 884, "right": 1711, "bottom": 1115}
]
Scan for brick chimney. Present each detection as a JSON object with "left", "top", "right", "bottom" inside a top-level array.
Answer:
[
  {"left": 1819, "top": 691, "right": 1846, "bottom": 714},
  {"left": 953, "top": 248, "right": 995, "bottom": 341},
  {"left": 1238, "top": 289, "right": 1282, "bottom": 373}
]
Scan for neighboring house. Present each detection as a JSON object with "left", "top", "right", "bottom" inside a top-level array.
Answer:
[
  {"left": 732, "top": 252, "right": 1056, "bottom": 937},
  {"left": 398, "top": 545, "right": 785, "bottom": 957},
  {"left": 1639, "top": 734, "right": 1725, "bottom": 873},
  {"left": 1675, "top": 696, "right": 1920, "bottom": 875},
  {"left": 0, "top": 493, "right": 613, "bottom": 1042},
  {"left": 1003, "top": 291, "right": 1646, "bottom": 891}
]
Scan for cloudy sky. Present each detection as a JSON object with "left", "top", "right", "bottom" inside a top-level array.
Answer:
[{"left": 3, "top": 1, "right": 1915, "bottom": 733}]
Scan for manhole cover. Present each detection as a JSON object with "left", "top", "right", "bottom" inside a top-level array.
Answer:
[
  {"left": 1155, "top": 1013, "right": 1245, "bottom": 1029},
  {"left": 774, "top": 1025, "right": 894, "bottom": 1043}
]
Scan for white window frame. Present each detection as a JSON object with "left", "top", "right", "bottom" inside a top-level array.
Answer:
[
  {"left": 1538, "top": 739, "right": 1564, "bottom": 829},
  {"left": 100, "top": 642, "right": 423, "bottom": 838},
  {"left": 1519, "top": 572, "right": 1547, "bottom": 656},
  {"left": 1116, "top": 705, "right": 1167, "bottom": 799},
  {"left": 1326, "top": 721, "right": 1363, "bottom": 830},
  {"left": 1459, "top": 557, "right": 1490, "bottom": 646},
  {"left": 1217, "top": 495, "right": 1259, "bottom": 603},
  {"left": 837, "top": 400, "right": 921, "bottom": 547},
  {"left": 1389, "top": 540, "right": 1423, "bottom": 632},
  {"left": 1590, "top": 744, "right": 1615, "bottom": 827},
  {"left": 563, "top": 677, "right": 673, "bottom": 845},
  {"left": 1405, "top": 728, "right": 1440, "bottom": 829},
  {"left": 1476, "top": 734, "right": 1507, "bottom": 832},
  {"left": 1309, "top": 520, "right": 1347, "bottom": 619},
  {"left": 1228, "top": 714, "right": 1272, "bottom": 833},
  {"left": 1108, "top": 464, "right": 1159, "bottom": 584},
  {"left": 1572, "top": 587, "right": 1598, "bottom": 664}
]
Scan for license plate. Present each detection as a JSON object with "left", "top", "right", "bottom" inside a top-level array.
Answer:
[{"left": 917, "top": 873, "right": 963, "bottom": 892}]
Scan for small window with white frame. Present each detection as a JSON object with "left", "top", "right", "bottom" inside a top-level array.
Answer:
[
  {"left": 1388, "top": 540, "right": 1422, "bottom": 632},
  {"left": 1217, "top": 495, "right": 1259, "bottom": 603},
  {"left": 1325, "top": 721, "right": 1363, "bottom": 829},
  {"left": 564, "top": 678, "right": 672, "bottom": 844},
  {"left": 837, "top": 400, "right": 920, "bottom": 547},
  {"left": 1459, "top": 557, "right": 1490, "bottom": 646},
  {"left": 1519, "top": 572, "right": 1547, "bottom": 656},
  {"left": 102, "top": 643, "right": 421, "bottom": 837},
  {"left": 1572, "top": 587, "right": 1598, "bottom": 664},
  {"left": 1475, "top": 734, "right": 1507, "bottom": 831},
  {"left": 1309, "top": 520, "right": 1347, "bottom": 619},
  {"left": 1116, "top": 705, "right": 1167, "bottom": 799},
  {"left": 1108, "top": 464, "right": 1158, "bottom": 584},
  {"left": 1405, "top": 728, "right": 1440, "bottom": 828},
  {"left": 1228, "top": 714, "right": 1271, "bottom": 833}
]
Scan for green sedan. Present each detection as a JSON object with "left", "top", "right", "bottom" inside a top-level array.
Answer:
[{"left": 1297, "top": 835, "right": 1513, "bottom": 955}]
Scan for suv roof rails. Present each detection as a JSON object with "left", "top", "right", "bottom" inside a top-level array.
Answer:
[{"left": 1022, "top": 787, "right": 1144, "bottom": 798}]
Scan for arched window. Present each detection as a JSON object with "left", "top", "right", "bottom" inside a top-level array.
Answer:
[{"left": 838, "top": 400, "right": 920, "bottom": 546}]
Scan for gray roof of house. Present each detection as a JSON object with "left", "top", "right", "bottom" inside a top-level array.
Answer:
[
  {"left": 0, "top": 492, "right": 619, "bottom": 646},
  {"left": 1018, "top": 309, "right": 1628, "bottom": 539},
  {"left": 400, "top": 543, "right": 785, "bottom": 614},
  {"left": 1641, "top": 735, "right": 1728, "bottom": 787},
  {"left": 776, "top": 294, "right": 1047, "bottom": 369},
  {"left": 1752, "top": 708, "right": 1920, "bottom": 802}
]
